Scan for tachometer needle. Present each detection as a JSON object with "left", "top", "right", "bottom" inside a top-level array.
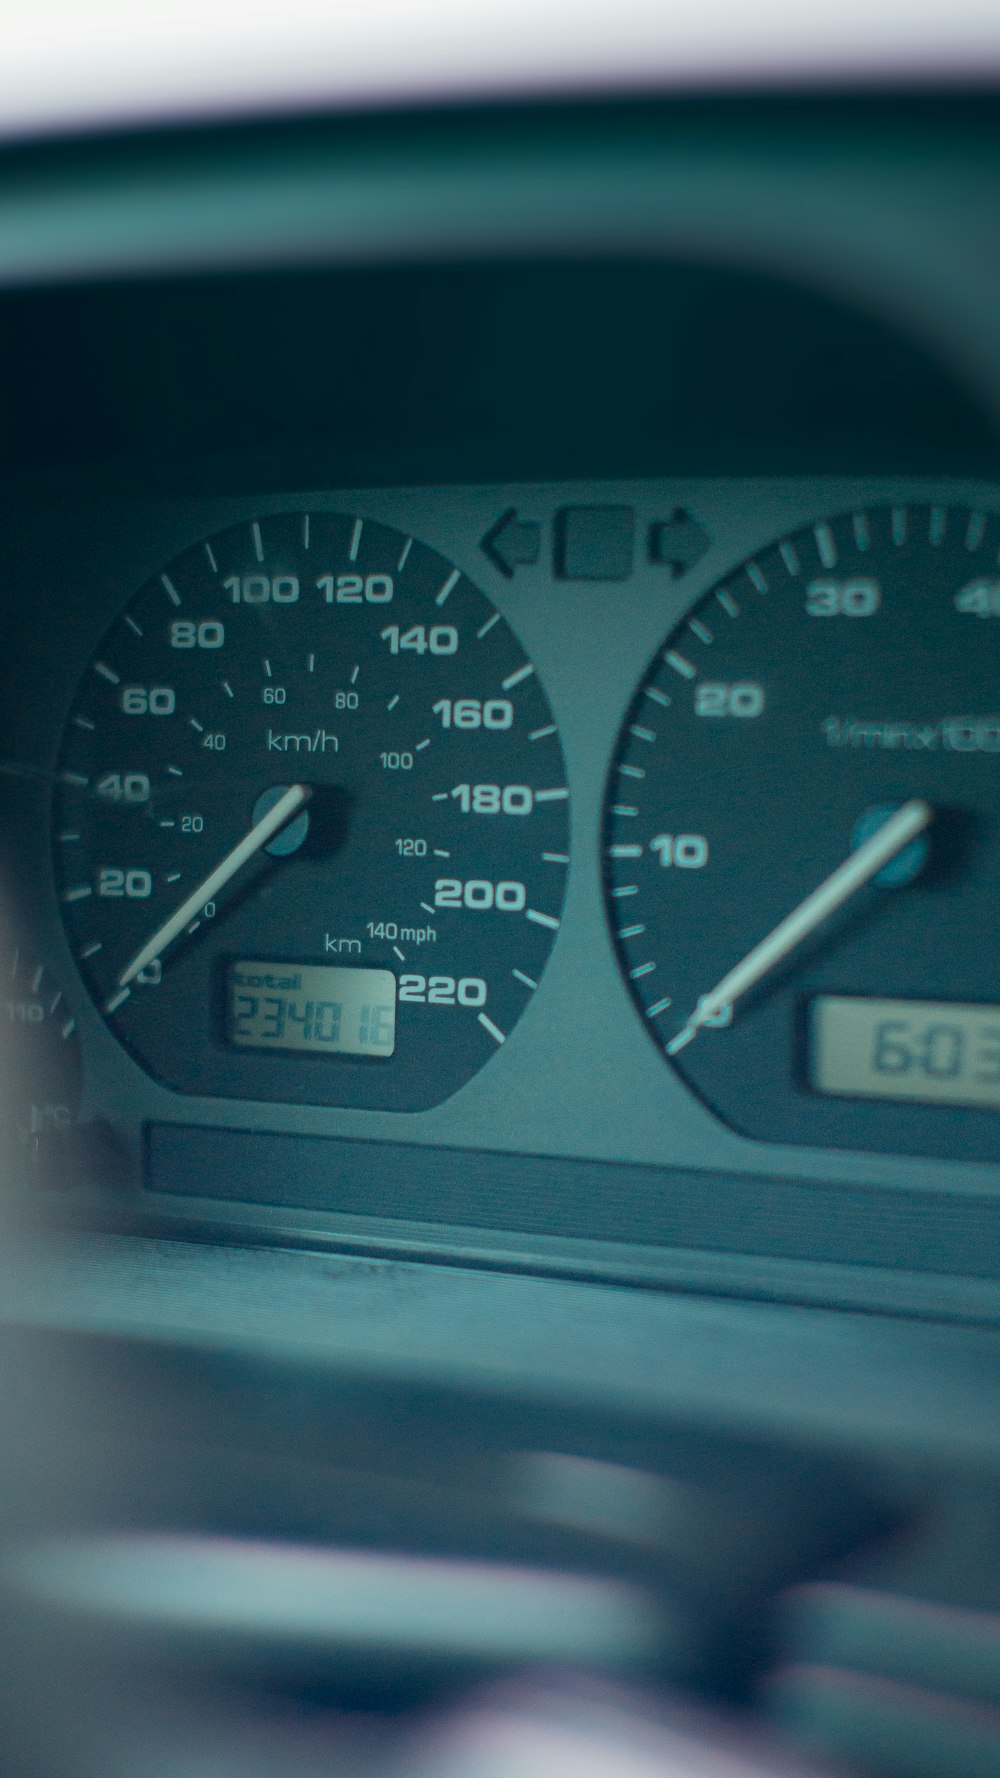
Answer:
[
  {"left": 666, "top": 797, "right": 934, "bottom": 1055},
  {"left": 117, "top": 783, "right": 311, "bottom": 988}
]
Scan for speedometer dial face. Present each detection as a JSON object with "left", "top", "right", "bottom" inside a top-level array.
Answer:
[
  {"left": 605, "top": 503, "right": 1000, "bottom": 1161},
  {"left": 53, "top": 511, "right": 568, "bottom": 1109}
]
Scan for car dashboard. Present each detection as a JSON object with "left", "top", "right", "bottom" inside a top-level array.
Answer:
[{"left": 3, "top": 94, "right": 1000, "bottom": 1778}]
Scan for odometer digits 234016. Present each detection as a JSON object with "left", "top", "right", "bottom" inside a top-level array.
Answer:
[{"left": 54, "top": 510, "right": 569, "bottom": 1109}]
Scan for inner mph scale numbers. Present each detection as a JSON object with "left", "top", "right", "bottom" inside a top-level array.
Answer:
[{"left": 53, "top": 510, "right": 569, "bottom": 1110}]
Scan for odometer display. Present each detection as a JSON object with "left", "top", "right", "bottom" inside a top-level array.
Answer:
[
  {"left": 54, "top": 510, "right": 569, "bottom": 1109},
  {"left": 228, "top": 961, "right": 396, "bottom": 1058},
  {"left": 604, "top": 502, "right": 1000, "bottom": 1161}
]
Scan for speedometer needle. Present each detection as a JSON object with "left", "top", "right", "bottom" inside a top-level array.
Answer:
[
  {"left": 117, "top": 783, "right": 311, "bottom": 988},
  {"left": 666, "top": 797, "right": 933, "bottom": 1056}
]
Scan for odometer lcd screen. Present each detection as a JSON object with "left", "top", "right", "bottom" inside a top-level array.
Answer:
[
  {"left": 228, "top": 962, "right": 396, "bottom": 1058},
  {"left": 811, "top": 996, "right": 1000, "bottom": 1110}
]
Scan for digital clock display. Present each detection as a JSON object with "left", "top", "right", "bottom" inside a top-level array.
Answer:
[
  {"left": 810, "top": 995, "right": 1000, "bottom": 1111},
  {"left": 228, "top": 962, "right": 396, "bottom": 1058}
]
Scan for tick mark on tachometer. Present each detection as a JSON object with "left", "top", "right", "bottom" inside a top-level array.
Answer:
[
  {"left": 477, "top": 612, "right": 500, "bottom": 639},
  {"left": 478, "top": 1012, "right": 506, "bottom": 1044},
  {"left": 397, "top": 537, "right": 412, "bottom": 571},
  {"left": 436, "top": 569, "right": 460, "bottom": 605},
  {"left": 161, "top": 575, "right": 182, "bottom": 605},
  {"left": 512, "top": 969, "right": 537, "bottom": 990},
  {"left": 252, "top": 521, "right": 264, "bottom": 562},
  {"left": 349, "top": 518, "right": 363, "bottom": 560},
  {"left": 814, "top": 523, "right": 837, "bottom": 569}
]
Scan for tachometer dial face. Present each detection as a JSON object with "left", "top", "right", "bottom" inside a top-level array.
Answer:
[
  {"left": 605, "top": 503, "right": 1000, "bottom": 1161},
  {"left": 53, "top": 511, "right": 569, "bottom": 1109}
]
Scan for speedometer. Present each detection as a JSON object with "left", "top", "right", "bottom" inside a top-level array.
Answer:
[
  {"left": 53, "top": 509, "right": 569, "bottom": 1109},
  {"left": 605, "top": 501, "right": 1000, "bottom": 1162}
]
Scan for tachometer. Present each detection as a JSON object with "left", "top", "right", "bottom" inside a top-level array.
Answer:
[
  {"left": 54, "top": 510, "right": 569, "bottom": 1109},
  {"left": 604, "top": 502, "right": 1000, "bottom": 1161}
]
